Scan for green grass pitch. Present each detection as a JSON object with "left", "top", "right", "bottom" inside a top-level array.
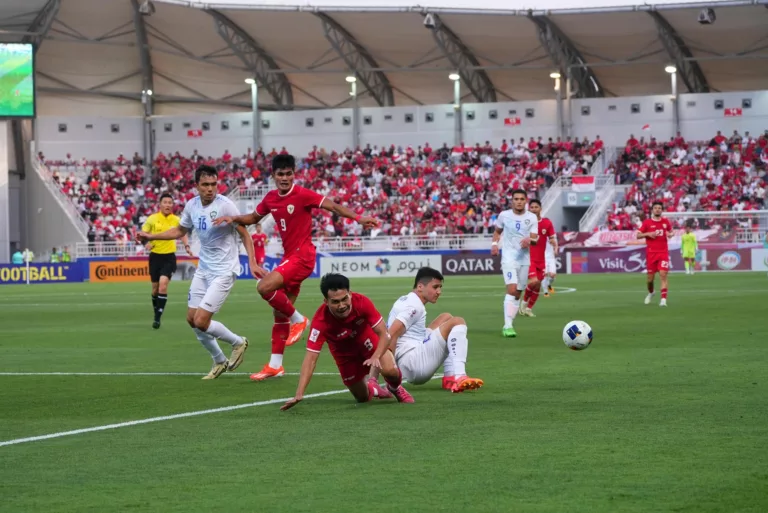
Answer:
[
  {"left": 1, "top": 273, "right": 767, "bottom": 512},
  {"left": 0, "top": 54, "right": 34, "bottom": 117}
]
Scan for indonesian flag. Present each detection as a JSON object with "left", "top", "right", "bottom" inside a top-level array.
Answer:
[
  {"left": 642, "top": 124, "right": 651, "bottom": 131},
  {"left": 571, "top": 175, "right": 595, "bottom": 192}
]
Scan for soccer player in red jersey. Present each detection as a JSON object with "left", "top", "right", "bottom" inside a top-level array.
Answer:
[
  {"left": 280, "top": 273, "right": 414, "bottom": 410},
  {"left": 251, "top": 224, "right": 268, "bottom": 266},
  {"left": 213, "top": 154, "right": 379, "bottom": 380},
  {"left": 637, "top": 201, "right": 673, "bottom": 307},
  {"left": 520, "top": 199, "right": 556, "bottom": 317}
]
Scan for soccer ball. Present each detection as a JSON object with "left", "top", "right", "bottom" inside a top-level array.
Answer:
[{"left": 562, "top": 320, "right": 592, "bottom": 350}]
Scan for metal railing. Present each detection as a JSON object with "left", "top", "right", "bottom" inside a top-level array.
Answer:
[
  {"left": 75, "top": 233, "right": 495, "bottom": 259},
  {"left": 33, "top": 158, "right": 90, "bottom": 238},
  {"left": 228, "top": 185, "right": 272, "bottom": 202},
  {"left": 579, "top": 184, "right": 619, "bottom": 232},
  {"left": 540, "top": 175, "right": 563, "bottom": 219},
  {"left": 559, "top": 174, "right": 615, "bottom": 188}
]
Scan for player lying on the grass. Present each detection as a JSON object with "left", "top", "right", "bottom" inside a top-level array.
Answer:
[
  {"left": 520, "top": 199, "right": 557, "bottom": 317},
  {"left": 137, "top": 166, "right": 255, "bottom": 379},
  {"left": 281, "top": 273, "right": 413, "bottom": 410},
  {"left": 213, "top": 154, "right": 379, "bottom": 382},
  {"left": 366, "top": 266, "right": 483, "bottom": 393},
  {"left": 637, "top": 201, "right": 673, "bottom": 307},
  {"left": 681, "top": 224, "right": 698, "bottom": 275},
  {"left": 491, "top": 189, "right": 538, "bottom": 337}
]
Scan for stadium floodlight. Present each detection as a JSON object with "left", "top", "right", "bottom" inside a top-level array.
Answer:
[
  {"left": 448, "top": 73, "right": 460, "bottom": 81},
  {"left": 146, "top": 89, "right": 152, "bottom": 96},
  {"left": 345, "top": 75, "right": 357, "bottom": 83},
  {"left": 665, "top": 65, "right": 677, "bottom": 74},
  {"left": 549, "top": 72, "right": 561, "bottom": 79},
  {"left": 244, "top": 78, "right": 256, "bottom": 85}
]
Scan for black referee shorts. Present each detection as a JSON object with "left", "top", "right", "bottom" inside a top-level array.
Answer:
[{"left": 149, "top": 252, "right": 177, "bottom": 282}]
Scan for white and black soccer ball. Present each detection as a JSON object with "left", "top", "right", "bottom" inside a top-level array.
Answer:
[{"left": 563, "top": 320, "right": 592, "bottom": 350}]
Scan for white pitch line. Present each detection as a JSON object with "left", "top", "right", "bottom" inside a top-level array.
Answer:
[
  {"left": 0, "top": 372, "right": 337, "bottom": 377},
  {"left": 0, "top": 389, "right": 349, "bottom": 448}
]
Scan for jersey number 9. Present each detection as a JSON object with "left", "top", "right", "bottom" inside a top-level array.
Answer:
[{"left": 279, "top": 218, "right": 287, "bottom": 231}]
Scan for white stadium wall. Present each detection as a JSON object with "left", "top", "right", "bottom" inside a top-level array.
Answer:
[{"left": 36, "top": 90, "right": 768, "bottom": 160}]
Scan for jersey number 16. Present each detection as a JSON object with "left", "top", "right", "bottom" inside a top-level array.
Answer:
[{"left": 198, "top": 217, "right": 207, "bottom": 231}]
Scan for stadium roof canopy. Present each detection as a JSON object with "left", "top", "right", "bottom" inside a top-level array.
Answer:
[{"left": 1, "top": 0, "right": 767, "bottom": 115}]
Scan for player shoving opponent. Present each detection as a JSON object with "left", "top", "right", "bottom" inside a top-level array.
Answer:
[
  {"left": 366, "top": 267, "right": 483, "bottom": 393},
  {"left": 214, "top": 154, "right": 379, "bottom": 381},
  {"left": 681, "top": 224, "right": 698, "bottom": 275},
  {"left": 281, "top": 273, "right": 413, "bottom": 410},
  {"left": 520, "top": 199, "right": 557, "bottom": 317},
  {"left": 137, "top": 166, "right": 254, "bottom": 379},
  {"left": 637, "top": 201, "right": 673, "bottom": 307},
  {"left": 492, "top": 189, "right": 538, "bottom": 337}
]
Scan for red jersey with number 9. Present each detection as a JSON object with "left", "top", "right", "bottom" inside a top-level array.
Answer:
[
  {"left": 306, "top": 293, "right": 384, "bottom": 358},
  {"left": 255, "top": 185, "right": 325, "bottom": 259},
  {"left": 639, "top": 217, "right": 672, "bottom": 254}
]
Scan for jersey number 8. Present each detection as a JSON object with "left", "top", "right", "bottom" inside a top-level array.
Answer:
[
  {"left": 364, "top": 338, "right": 373, "bottom": 351},
  {"left": 279, "top": 218, "right": 287, "bottom": 231}
]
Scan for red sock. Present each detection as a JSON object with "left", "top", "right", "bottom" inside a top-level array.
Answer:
[
  {"left": 383, "top": 367, "right": 402, "bottom": 391},
  {"left": 271, "top": 320, "right": 290, "bottom": 355},
  {"left": 661, "top": 288, "right": 668, "bottom": 299},
  {"left": 262, "top": 289, "right": 296, "bottom": 318},
  {"left": 523, "top": 285, "right": 533, "bottom": 303},
  {"left": 528, "top": 287, "right": 541, "bottom": 309}
]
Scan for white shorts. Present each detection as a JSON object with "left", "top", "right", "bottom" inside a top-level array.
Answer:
[
  {"left": 545, "top": 256, "right": 557, "bottom": 275},
  {"left": 395, "top": 329, "right": 448, "bottom": 385},
  {"left": 188, "top": 270, "right": 236, "bottom": 314},
  {"left": 502, "top": 263, "right": 529, "bottom": 291}
]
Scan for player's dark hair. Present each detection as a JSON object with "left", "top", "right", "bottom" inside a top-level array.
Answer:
[
  {"left": 195, "top": 165, "right": 218, "bottom": 183},
  {"left": 413, "top": 267, "right": 444, "bottom": 289},
  {"left": 511, "top": 188, "right": 527, "bottom": 198},
  {"left": 651, "top": 201, "right": 663, "bottom": 209},
  {"left": 529, "top": 198, "right": 541, "bottom": 207},
  {"left": 272, "top": 154, "right": 295, "bottom": 172},
  {"left": 159, "top": 192, "right": 173, "bottom": 202},
  {"left": 320, "top": 273, "right": 350, "bottom": 298}
]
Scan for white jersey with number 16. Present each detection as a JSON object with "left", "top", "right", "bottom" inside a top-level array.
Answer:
[
  {"left": 180, "top": 194, "right": 241, "bottom": 276},
  {"left": 494, "top": 209, "right": 538, "bottom": 267}
]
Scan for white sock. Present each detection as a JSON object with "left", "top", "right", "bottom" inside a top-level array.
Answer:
[
  {"left": 289, "top": 310, "right": 304, "bottom": 324},
  {"left": 445, "top": 325, "right": 468, "bottom": 377},
  {"left": 504, "top": 294, "right": 519, "bottom": 329},
  {"left": 205, "top": 320, "right": 242, "bottom": 346},
  {"left": 443, "top": 358, "right": 455, "bottom": 377},
  {"left": 269, "top": 354, "right": 284, "bottom": 369},
  {"left": 194, "top": 328, "right": 226, "bottom": 363},
  {"left": 542, "top": 277, "right": 550, "bottom": 290}
]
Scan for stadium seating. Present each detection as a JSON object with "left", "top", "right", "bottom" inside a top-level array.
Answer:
[
  {"left": 44, "top": 137, "right": 602, "bottom": 241},
  {"left": 606, "top": 131, "right": 767, "bottom": 230}
]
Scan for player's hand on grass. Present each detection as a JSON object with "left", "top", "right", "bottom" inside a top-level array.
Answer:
[
  {"left": 249, "top": 258, "right": 266, "bottom": 279},
  {"left": 363, "top": 356, "right": 382, "bottom": 370},
  {"left": 358, "top": 216, "right": 380, "bottom": 229},
  {"left": 212, "top": 216, "right": 234, "bottom": 226},
  {"left": 281, "top": 397, "right": 302, "bottom": 411}
]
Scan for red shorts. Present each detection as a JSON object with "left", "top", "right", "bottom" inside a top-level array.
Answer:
[
  {"left": 528, "top": 262, "right": 545, "bottom": 281},
  {"left": 647, "top": 252, "right": 670, "bottom": 274},
  {"left": 329, "top": 328, "right": 379, "bottom": 386},
  {"left": 274, "top": 253, "right": 315, "bottom": 297},
  {"left": 254, "top": 252, "right": 265, "bottom": 266}
]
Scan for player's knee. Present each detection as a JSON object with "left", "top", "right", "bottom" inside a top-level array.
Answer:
[
  {"left": 186, "top": 313, "right": 196, "bottom": 327},
  {"left": 256, "top": 279, "right": 275, "bottom": 297},
  {"left": 192, "top": 314, "right": 211, "bottom": 331},
  {"left": 451, "top": 316, "right": 466, "bottom": 327}
]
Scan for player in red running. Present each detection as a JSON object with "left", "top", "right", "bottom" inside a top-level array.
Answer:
[
  {"left": 520, "top": 199, "right": 556, "bottom": 317},
  {"left": 251, "top": 224, "right": 268, "bottom": 266},
  {"left": 280, "top": 273, "right": 414, "bottom": 410},
  {"left": 637, "top": 201, "right": 673, "bottom": 307},
  {"left": 213, "top": 154, "right": 379, "bottom": 381}
]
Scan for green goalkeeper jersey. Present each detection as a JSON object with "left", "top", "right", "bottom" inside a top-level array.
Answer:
[{"left": 681, "top": 232, "right": 697, "bottom": 253}]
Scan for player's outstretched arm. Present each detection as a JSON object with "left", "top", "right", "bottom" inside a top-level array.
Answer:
[
  {"left": 137, "top": 226, "right": 189, "bottom": 244},
  {"left": 491, "top": 227, "right": 502, "bottom": 256},
  {"left": 281, "top": 350, "right": 320, "bottom": 411},
  {"left": 363, "top": 321, "right": 393, "bottom": 370},
  {"left": 213, "top": 212, "right": 264, "bottom": 227},
  {"left": 180, "top": 233, "right": 193, "bottom": 256},
  {"left": 320, "top": 198, "right": 379, "bottom": 229},
  {"left": 234, "top": 225, "right": 263, "bottom": 279}
]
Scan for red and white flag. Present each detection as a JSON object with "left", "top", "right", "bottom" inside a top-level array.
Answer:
[
  {"left": 724, "top": 108, "right": 742, "bottom": 117},
  {"left": 187, "top": 129, "right": 203, "bottom": 138},
  {"left": 571, "top": 175, "right": 595, "bottom": 192},
  {"left": 504, "top": 117, "right": 521, "bottom": 126},
  {"left": 642, "top": 124, "right": 651, "bottom": 131}
]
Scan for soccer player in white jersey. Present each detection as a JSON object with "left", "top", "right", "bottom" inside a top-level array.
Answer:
[
  {"left": 491, "top": 189, "right": 539, "bottom": 338},
  {"left": 137, "top": 166, "right": 257, "bottom": 379},
  {"left": 366, "top": 267, "right": 483, "bottom": 393},
  {"left": 542, "top": 233, "right": 558, "bottom": 297}
]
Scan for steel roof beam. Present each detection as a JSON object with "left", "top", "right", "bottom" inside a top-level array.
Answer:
[
  {"left": 648, "top": 11, "right": 710, "bottom": 93},
  {"left": 529, "top": 15, "right": 604, "bottom": 98},
  {"left": 207, "top": 9, "right": 294, "bottom": 108},
  {"left": 315, "top": 12, "right": 394, "bottom": 107},
  {"left": 22, "top": 0, "right": 61, "bottom": 51},
  {"left": 425, "top": 13, "right": 497, "bottom": 103},
  {"left": 129, "top": 0, "right": 154, "bottom": 96}
]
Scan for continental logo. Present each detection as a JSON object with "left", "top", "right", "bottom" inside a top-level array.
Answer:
[{"left": 89, "top": 261, "right": 150, "bottom": 283}]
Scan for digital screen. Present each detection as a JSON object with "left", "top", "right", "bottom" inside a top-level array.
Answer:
[{"left": 0, "top": 43, "right": 35, "bottom": 118}]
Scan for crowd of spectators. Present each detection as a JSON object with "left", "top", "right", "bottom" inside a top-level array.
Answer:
[{"left": 605, "top": 130, "right": 767, "bottom": 230}]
